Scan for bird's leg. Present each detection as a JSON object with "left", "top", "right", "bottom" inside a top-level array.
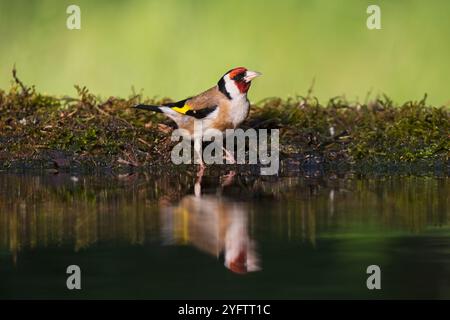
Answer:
[
  {"left": 197, "top": 162, "right": 205, "bottom": 178},
  {"left": 194, "top": 137, "right": 205, "bottom": 177},
  {"left": 222, "top": 147, "right": 236, "bottom": 164},
  {"left": 193, "top": 137, "right": 204, "bottom": 195},
  {"left": 194, "top": 169, "right": 203, "bottom": 197}
]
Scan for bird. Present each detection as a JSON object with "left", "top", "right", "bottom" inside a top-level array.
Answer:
[{"left": 133, "top": 67, "right": 261, "bottom": 171}]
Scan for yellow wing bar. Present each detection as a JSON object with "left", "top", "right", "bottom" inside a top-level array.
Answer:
[
  {"left": 171, "top": 104, "right": 192, "bottom": 114},
  {"left": 168, "top": 101, "right": 218, "bottom": 119}
]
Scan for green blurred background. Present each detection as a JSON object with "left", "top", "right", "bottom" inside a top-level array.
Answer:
[{"left": 1, "top": 0, "right": 449, "bottom": 105}]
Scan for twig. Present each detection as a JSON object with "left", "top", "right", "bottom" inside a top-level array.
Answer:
[
  {"left": 306, "top": 77, "right": 316, "bottom": 100},
  {"left": 94, "top": 104, "right": 110, "bottom": 116},
  {"left": 12, "top": 65, "right": 30, "bottom": 95},
  {"left": 117, "top": 157, "right": 138, "bottom": 167},
  {"left": 138, "top": 138, "right": 152, "bottom": 148}
]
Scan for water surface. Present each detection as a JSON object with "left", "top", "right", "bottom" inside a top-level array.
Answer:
[{"left": 0, "top": 171, "right": 448, "bottom": 299}]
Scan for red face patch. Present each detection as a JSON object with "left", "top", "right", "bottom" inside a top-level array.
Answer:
[
  {"left": 228, "top": 67, "right": 250, "bottom": 93},
  {"left": 236, "top": 80, "right": 251, "bottom": 94},
  {"left": 228, "top": 67, "right": 247, "bottom": 80}
]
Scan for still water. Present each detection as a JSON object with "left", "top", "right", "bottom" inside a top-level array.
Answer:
[{"left": 0, "top": 170, "right": 449, "bottom": 299}]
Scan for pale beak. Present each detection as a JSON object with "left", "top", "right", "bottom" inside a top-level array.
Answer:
[{"left": 244, "top": 70, "right": 262, "bottom": 83}]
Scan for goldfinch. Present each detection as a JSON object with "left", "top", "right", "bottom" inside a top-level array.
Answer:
[{"left": 134, "top": 67, "right": 261, "bottom": 168}]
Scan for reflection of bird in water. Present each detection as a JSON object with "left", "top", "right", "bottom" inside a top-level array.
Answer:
[{"left": 160, "top": 172, "right": 260, "bottom": 274}]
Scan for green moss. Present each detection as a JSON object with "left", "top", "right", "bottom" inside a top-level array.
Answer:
[{"left": 248, "top": 94, "right": 448, "bottom": 165}]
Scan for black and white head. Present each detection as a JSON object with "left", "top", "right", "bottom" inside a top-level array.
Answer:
[{"left": 218, "top": 67, "right": 261, "bottom": 99}]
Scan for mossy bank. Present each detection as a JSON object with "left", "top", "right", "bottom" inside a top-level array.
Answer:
[{"left": 1, "top": 72, "right": 448, "bottom": 174}]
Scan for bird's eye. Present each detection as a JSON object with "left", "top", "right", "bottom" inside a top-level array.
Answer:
[{"left": 233, "top": 72, "right": 246, "bottom": 81}]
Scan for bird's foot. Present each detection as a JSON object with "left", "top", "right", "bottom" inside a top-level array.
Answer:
[
  {"left": 197, "top": 163, "right": 206, "bottom": 178},
  {"left": 220, "top": 170, "right": 236, "bottom": 187}
]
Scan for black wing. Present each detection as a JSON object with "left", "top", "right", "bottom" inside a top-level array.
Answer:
[{"left": 164, "top": 99, "right": 218, "bottom": 119}]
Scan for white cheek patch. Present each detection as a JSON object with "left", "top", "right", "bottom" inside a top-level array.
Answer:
[{"left": 224, "top": 74, "right": 242, "bottom": 99}]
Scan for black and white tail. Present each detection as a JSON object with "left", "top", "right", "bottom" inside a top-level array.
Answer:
[{"left": 133, "top": 104, "right": 163, "bottom": 113}]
